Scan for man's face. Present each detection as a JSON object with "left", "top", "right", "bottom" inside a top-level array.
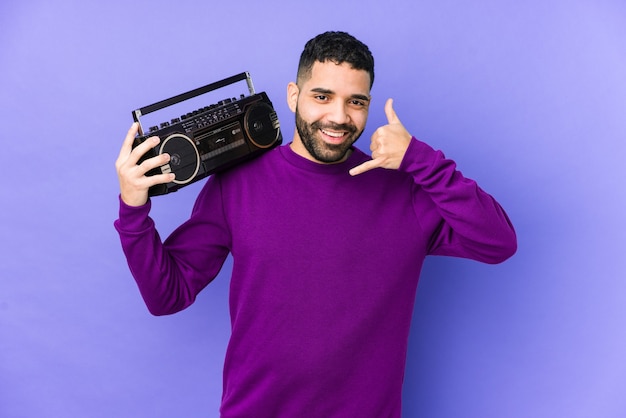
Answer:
[{"left": 287, "top": 61, "right": 371, "bottom": 164}]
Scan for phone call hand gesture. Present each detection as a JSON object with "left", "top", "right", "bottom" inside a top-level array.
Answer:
[
  {"left": 115, "top": 123, "right": 175, "bottom": 207},
  {"left": 349, "top": 98, "right": 412, "bottom": 176}
]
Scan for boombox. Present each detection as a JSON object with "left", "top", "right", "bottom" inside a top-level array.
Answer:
[{"left": 132, "top": 72, "right": 282, "bottom": 196}]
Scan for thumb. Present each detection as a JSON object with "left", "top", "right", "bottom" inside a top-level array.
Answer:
[{"left": 385, "top": 98, "right": 401, "bottom": 124}]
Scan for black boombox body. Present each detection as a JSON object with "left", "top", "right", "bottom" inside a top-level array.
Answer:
[{"left": 132, "top": 72, "right": 282, "bottom": 196}]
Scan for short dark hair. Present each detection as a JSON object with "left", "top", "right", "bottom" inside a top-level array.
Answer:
[{"left": 297, "top": 31, "right": 375, "bottom": 88}]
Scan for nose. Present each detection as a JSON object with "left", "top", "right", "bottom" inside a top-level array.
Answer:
[{"left": 326, "top": 101, "right": 350, "bottom": 125}]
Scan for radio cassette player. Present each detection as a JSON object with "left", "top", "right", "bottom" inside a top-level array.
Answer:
[{"left": 132, "top": 72, "right": 282, "bottom": 196}]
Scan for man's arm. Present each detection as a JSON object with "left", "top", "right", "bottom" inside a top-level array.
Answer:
[
  {"left": 402, "top": 138, "right": 516, "bottom": 263},
  {"left": 114, "top": 124, "right": 231, "bottom": 315},
  {"left": 351, "top": 98, "right": 516, "bottom": 263}
]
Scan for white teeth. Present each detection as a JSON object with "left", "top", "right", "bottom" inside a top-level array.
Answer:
[{"left": 321, "top": 129, "right": 344, "bottom": 138}]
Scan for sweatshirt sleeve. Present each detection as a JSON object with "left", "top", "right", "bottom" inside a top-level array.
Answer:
[
  {"left": 113, "top": 175, "right": 231, "bottom": 315},
  {"left": 400, "top": 137, "right": 517, "bottom": 264}
]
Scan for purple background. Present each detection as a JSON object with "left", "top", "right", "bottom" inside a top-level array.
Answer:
[{"left": 2, "top": 0, "right": 625, "bottom": 417}]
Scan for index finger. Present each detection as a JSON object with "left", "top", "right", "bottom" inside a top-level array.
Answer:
[
  {"left": 117, "top": 122, "right": 140, "bottom": 161},
  {"left": 349, "top": 158, "right": 383, "bottom": 176}
]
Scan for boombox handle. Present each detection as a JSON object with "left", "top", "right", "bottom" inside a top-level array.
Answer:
[{"left": 132, "top": 72, "right": 256, "bottom": 136}]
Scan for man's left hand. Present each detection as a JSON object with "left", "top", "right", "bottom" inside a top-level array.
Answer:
[{"left": 349, "top": 98, "right": 412, "bottom": 176}]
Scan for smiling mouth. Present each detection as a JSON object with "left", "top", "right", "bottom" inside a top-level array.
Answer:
[{"left": 320, "top": 128, "right": 347, "bottom": 141}]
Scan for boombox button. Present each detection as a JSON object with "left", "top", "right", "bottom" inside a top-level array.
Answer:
[{"left": 161, "top": 164, "right": 172, "bottom": 174}]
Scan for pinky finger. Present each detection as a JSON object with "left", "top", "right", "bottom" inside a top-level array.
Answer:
[
  {"left": 147, "top": 172, "right": 176, "bottom": 187},
  {"left": 349, "top": 159, "right": 382, "bottom": 176}
]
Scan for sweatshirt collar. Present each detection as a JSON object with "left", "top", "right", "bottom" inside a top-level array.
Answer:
[{"left": 279, "top": 142, "right": 367, "bottom": 175}]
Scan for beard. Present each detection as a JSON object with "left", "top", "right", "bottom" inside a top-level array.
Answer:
[{"left": 295, "top": 108, "right": 363, "bottom": 163}]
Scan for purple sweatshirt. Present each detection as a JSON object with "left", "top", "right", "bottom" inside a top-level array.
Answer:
[{"left": 115, "top": 138, "right": 516, "bottom": 417}]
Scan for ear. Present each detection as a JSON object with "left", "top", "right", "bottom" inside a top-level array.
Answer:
[{"left": 287, "top": 82, "right": 299, "bottom": 113}]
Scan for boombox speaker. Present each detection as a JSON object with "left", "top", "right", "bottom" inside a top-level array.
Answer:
[{"left": 132, "top": 72, "right": 282, "bottom": 196}]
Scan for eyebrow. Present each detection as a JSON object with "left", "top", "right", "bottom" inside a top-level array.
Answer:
[{"left": 310, "top": 87, "right": 371, "bottom": 103}]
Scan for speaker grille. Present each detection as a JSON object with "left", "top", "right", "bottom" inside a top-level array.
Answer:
[
  {"left": 159, "top": 134, "right": 200, "bottom": 184},
  {"left": 244, "top": 102, "right": 281, "bottom": 148}
]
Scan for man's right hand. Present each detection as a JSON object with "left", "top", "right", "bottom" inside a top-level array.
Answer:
[{"left": 115, "top": 123, "right": 175, "bottom": 207}]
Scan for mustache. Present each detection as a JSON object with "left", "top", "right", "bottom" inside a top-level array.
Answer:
[{"left": 311, "top": 120, "right": 357, "bottom": 134}]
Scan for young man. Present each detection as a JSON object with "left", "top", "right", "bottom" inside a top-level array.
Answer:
[{"left": 115, "top": 31, "right": 516, "bottom": 417}]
